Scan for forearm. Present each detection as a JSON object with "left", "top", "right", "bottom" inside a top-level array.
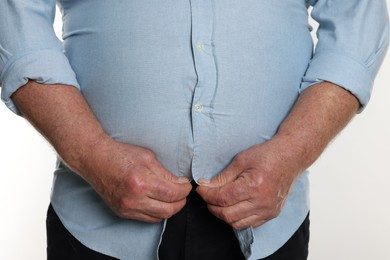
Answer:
[
  {"left": 12, "top": 80, "right": 110, "bottom": 175},
  {"left": 273, "top": 81, "right": 360, "bottom": 174},
  {"left": 12, "top": 81, "right": 192, "bottom": 221}
]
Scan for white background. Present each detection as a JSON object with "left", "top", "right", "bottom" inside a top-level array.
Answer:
[{"left": 1, "top": 4, "right": 389, "bottom": 260}]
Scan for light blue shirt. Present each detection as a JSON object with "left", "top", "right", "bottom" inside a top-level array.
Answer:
[{"left": 1, "top": 0, "right": 389, "bottom": 259}]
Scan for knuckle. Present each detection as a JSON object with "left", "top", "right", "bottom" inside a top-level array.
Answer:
[
  {"left": 167, "top": 189, "right": 178, "bottom": 202},
  {"left": 160, "top": 205, "right": 177, "bottom": 219},
  {"left": 141, "top": 149, "right": 156, "bottom": 162},
  {"left": 233, "top": 153, "right": 247, "bottom": 167},
  {"left": 127, "top": 176, "right": 147, "bottom": 195},
  {"left": 216, "top": 193, "right": 230, "bottom": 207},
  {"left": 114, "top": 199, "right": 134, "bottom": 218},
  {"left": 220, "top": 210, "right": 233, "bottom": 224},
  {"left": 232, "top": 217, "right": 252, "bottom": 230},
  {"left": 267, "top": 208, "right": 281, "bottom": 220},
  {"left": 116, "top": 209, "right": 128, "bottom": 219},
  {"left": 251, "top": 175, "right": 265, "bottom": 188},
  {"left": 273, "top": 207, "right": 282, "bottom": 217},
  {"left": 232, "top": 222, "right": 244, "bottom": 230},
  {"left": 153, "top": 182, "right": 180, "bottom": 202},
  {"left": 119, "top": 198, "right": 134, "bottom": 212},
  {"left": 164, "top": 207, "right": 176, "bottom": 219}
]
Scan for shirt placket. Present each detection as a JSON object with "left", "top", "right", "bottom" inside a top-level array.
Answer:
[{"left": 190, "top": 0, "right": 219, "bottom": 182}]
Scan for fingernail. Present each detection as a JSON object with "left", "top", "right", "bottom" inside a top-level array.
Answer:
[
  {"left": 198, "top": 178, "right": 210, "bottom": 185},
  {"left": 177, "top": 177, "right": 190, "bottom": 183}
]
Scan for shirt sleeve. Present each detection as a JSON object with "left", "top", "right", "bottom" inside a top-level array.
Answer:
[
  {"left": 0, "top": 0, "right": 80, "bottom": 114},
  {"left": 302, "top": 0, "right": 389, "bottom": 112}
]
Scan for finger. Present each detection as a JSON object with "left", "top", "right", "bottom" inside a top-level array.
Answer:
[
  {"left": 208, "top": 202, "right": 268, "bottom": 230},
  {"left": 197, "top": 177, "right": 251, "bottom": 207},
  {"left": 146, "top": 173, "right": 192, "bottom": 203},
  {"left": 127, "top": 159, "right": 192, "bottom": 202},
  {"left": 123, "top": 212, "right": 164, "bottom": 223},
  {"left": 206, "top": 200, "right": 257, "bottom": 225},
  {"left": 199, "top": 160, "right": 243, "bottom": 187},
  {"left": 229, "top": 203, "right": 281, "bottom": 230},
  {"left": 149, "top": 158, "right": 190, "bottom": 184},
  {"left": 231, "top": 215, "right": 267, "bottom": 230},
  {"left": 112, "top": 197, "right": 165, "bottom": 222},
  {"left": 138, "top": 197, "right": 187, "bottom": 220}
]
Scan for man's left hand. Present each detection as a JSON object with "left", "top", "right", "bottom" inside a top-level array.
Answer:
[{"left": 196, "top": 140, "right": 300, "bottom": 230}]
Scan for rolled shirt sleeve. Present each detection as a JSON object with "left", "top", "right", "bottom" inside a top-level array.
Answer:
[
  {"left": 302, "top": 0, "right": 390, "bottom": 111},
  {"left": 0, "top": 0, "right": 80, "bottom": 114}
]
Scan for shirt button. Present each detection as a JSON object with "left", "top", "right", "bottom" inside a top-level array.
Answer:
[
  {"left": 194, "top": 103, "right": 202, "bottom": 112},
  {"left": 196, "top": 43, "right": 205, "bottom": 51}
]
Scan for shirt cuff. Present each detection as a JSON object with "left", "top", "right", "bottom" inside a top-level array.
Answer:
[
  {"left": 1, "top": 49, "right": 80, "bottom": 114},
  {"left": 300, "top": 51, "right": 374, "bottom": 113}
]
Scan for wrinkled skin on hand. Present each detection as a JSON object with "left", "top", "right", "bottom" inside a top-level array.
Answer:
[
  {"left": 196, "top": 140, "right": 300, "bottom": 230},
  {"left": 82, "top": 139, "right": 192, "bottom": 223}
]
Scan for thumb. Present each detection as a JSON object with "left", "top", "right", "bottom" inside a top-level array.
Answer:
[
  {"left": 198, "top": 160, "right": 242, "bottom": 187},
  {"left": 151, "top": 160, "right": 190, "bottom": 184}
]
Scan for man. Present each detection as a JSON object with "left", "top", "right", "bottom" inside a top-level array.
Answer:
[{"left": 0, "top": 0, "right": 388, "bottom": 259}]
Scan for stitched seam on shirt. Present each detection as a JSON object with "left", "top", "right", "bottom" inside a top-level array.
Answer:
[
  {"left": 0, "top": 44, "right": 12, "bottom": 69},
  {"left": 365, "top": 24, "right": 390, "bottom": 68},
  {"left": 0, "top": 48, "right": 65, "bottom": 82},
  {"left": 312, "top": 49, "right": 371, "bottom": 76}
]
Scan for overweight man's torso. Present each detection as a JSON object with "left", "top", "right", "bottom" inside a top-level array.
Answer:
[{"left": 52, "top": 1, "right": 312, "bottom": 259}]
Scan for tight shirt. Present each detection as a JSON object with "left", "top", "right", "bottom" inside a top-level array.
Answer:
[{"left": 1, "top": 0, "right": 389, "bottom": 259}]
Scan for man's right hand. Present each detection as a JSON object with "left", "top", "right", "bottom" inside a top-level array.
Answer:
[
  {"left": 12, "top": 81, "right": 191, "bottom": 223},
  {"left": 82, "top": 138, "right": 192, "bottom": 222}
]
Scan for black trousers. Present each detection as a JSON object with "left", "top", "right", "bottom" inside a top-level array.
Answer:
[{"left": 47, "top": 185, "right": 309, "bottom": 260}]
